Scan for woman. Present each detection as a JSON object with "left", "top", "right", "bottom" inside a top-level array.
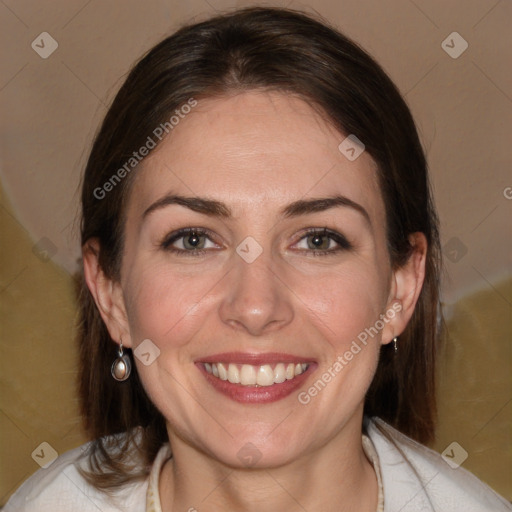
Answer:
[{"left": 5, "top": 7, "right": 510, "bottom": 512}]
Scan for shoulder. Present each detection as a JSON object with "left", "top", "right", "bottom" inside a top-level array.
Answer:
[
  {"left": 366, "top": 417, "right": 512, "bottom": 512},
  {"left": 3, "top": 439, "right": 148, "bottom": 512}
]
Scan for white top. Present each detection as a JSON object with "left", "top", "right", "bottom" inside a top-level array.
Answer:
[
  {"left": 4, "top": 417, "right": 511, "bottom": 511},
  {"left": 146, "top": 437, "right": 383, "bottom": 511}
]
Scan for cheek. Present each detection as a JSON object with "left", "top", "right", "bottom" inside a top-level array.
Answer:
[
  {"left": 291, "top": 263, "right": 386, "bottom": 435},
  {"left": 287, "top": 261, "right": 388, "bottom": 350},
  {"left": 122, "top": 261, "right": 221, "bottom": 348}
]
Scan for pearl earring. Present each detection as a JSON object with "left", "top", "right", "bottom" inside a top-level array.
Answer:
[
  {"left": 111, "top": 340, "right": 132, "bottom": 381},
  {"left": 393, "top": 337, "right": 398, "bottom": 353}
]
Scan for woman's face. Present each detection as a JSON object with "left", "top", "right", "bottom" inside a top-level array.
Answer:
[{"left": 111, "top": 91, "right": 407, "bottom": 467}]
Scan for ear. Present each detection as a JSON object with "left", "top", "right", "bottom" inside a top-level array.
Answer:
[
  {"left": 82, "top": 238, "right": 132, "bottom": 348},
  {"left": 381, "top": 232, "right": 427, "bottom": 345}
]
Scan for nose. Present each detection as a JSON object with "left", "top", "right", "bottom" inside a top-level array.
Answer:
[{"left": 218, "top": 250, "right": 294, "bottom": 336}]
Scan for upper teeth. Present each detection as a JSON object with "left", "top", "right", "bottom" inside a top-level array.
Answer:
[{"left": 204, "top": 362, "right": 309, "bottom": 386}]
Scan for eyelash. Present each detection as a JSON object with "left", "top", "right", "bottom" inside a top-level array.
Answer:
[
  {"left": 295, "top": 227, "right": 353, "bottom": 256},
  {"left": 160, "top": 227, "right": 352, "bottom": 256},
  {"left": 160, "top": 228, "right": 218, "bottom": 256}
]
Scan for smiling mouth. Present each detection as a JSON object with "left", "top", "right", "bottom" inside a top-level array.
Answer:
[{"left": 203, "top": 362, "right": 310, "bottom": 386}]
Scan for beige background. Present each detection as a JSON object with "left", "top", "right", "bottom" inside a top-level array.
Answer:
[{"left": 1, "top": 0, "right": 511, "bottom": 505}]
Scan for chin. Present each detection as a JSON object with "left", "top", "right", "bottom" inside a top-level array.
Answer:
[{"left": 203, "top": 431, "right": 307, "bottom": 470}]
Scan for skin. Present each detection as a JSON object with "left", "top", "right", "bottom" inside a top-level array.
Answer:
[{"left": 84, "top": 91, "right": 427, "bottom": 512}]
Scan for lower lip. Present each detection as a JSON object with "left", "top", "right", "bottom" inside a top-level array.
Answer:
[{"left": 197, "top": 364, "right": 315, "bottom": 404}]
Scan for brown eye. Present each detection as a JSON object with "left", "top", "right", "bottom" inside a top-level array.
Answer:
[
  {"left": 182, "top": 232, "right": 206, "bottom": 250},
  {"left": 294, "top": 228, "right": 352, "bottom": 254},
  {"left": 306, "top": 234, "right": 332, "bottom": 250},
  {"left": 161, "top": 228, "right": 219, "bottom": 254}
]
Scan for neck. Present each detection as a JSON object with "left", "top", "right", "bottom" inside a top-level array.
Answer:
[{"left": 159, "top": 415, "right": 378, "bottom": 512}]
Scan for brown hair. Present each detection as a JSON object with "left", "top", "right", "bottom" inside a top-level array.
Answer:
[{"left": 78, "top": 6, "right": 442, "bottom": 490}]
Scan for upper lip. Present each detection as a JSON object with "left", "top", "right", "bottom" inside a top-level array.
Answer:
[{"left": 196, "top": 352, "right": 315, "bottom": 365}]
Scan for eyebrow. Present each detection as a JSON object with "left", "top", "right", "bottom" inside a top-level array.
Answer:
[{"left": 142, "top": 193, "right": 371, "bottom": 227}]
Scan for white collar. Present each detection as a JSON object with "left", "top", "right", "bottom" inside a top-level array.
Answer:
[{"left": 145, "top": 435, "right": 384, "bottom": 512}]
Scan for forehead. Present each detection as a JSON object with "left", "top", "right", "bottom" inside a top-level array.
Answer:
[{"left": 129, "top": 91, "right": 383, "bottom": 221}]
